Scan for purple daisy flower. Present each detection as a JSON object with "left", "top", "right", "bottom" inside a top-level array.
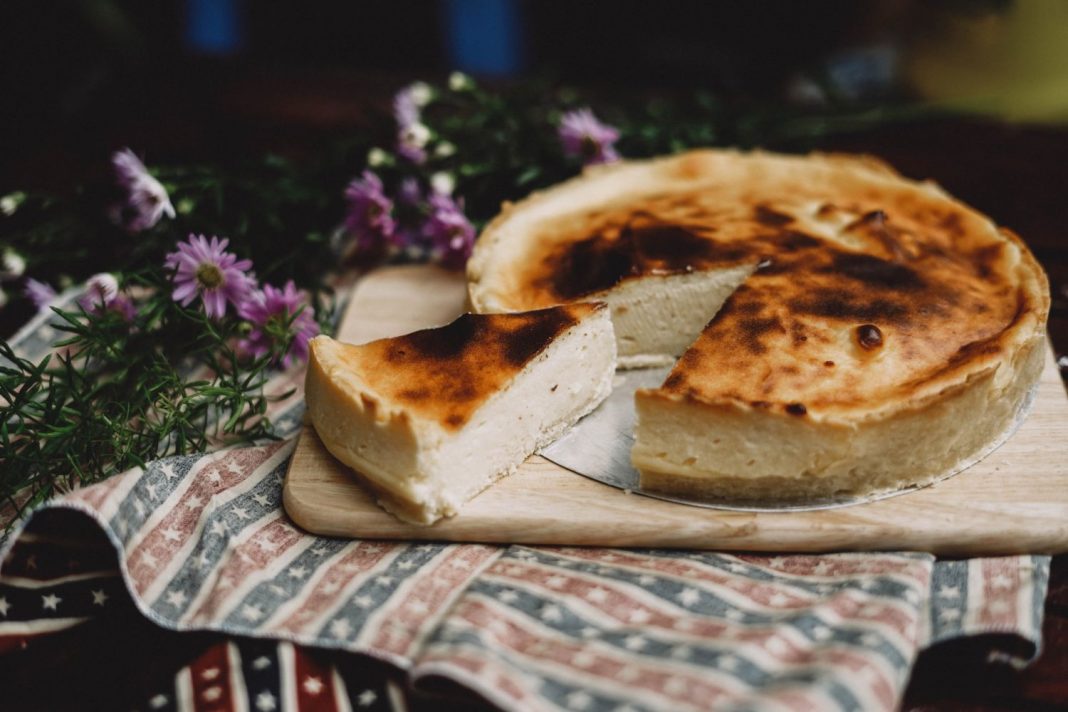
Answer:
[
  {"left": 344, "top": 171, "right": 397, "bottom": 251},
  {"left": 108, "top": 293, "right": 138, "bottom": 322},
  {"left": 238, "top": 280, "right": 320, "bottom": 368},
  {"left": 164, "top": 234, "right": 254, "bottom": 320},
  {"left": 558, "top": 108, "right": 621, "bottom": 166},
  {"left": 24, "top": 278, "right": 56, "bottom": 311},
  {"left": 396, "top": 122, "right": 430, "bottom": 165},
  {"left": 79, "top": 273, "right": 119, "bottom": 312},
  {"left": 111, "top": 148, "right": 176, "bottom": 232},
  {"left": 423, "top": 193, "right": 475, "bottom": 270},
  {"left": 397, "top": 177, "right": 422, "bottom": 206}
]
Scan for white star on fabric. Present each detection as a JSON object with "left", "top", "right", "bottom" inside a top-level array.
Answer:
[
  {"left": 42, "top": 593, "right": 62, "bottom": 611},
  {"left": 162, "top": 528, "right": 181, "bottom": 542},
  {"left": 727, "top": 562, "right": 748, "bottom": 573},
  {"left": 992, "top": 574, "right": 1014, "bottom": 590},
  {"left": 232, "top": 507, "right": 251, "bottom": 521},
  {"left": 203, "top": 686, "right": 222, "bottom": 701},
  {"left": 253, "top": 493, "right": 271, "bottom": 507},
  {"left": 565, "top": 690, "right": 593, "bottom": 710},
  {"left": 628, "top": 609, "right": 651, "bottom": 624},
  {"left": 375, "top": 576, "right": 394, "bottom": 587},
  {"left": 140, "top": 550, "right": 158, "bottom": 568},
  {"left": 498, "top": 590, "right": 518, "bottom": 603},
  {"left": 573, "top": 651, "right": 596, "bottom": 667},
  {"left": 256, "top": 690, "right": 277, "bottom": 711},
  {"left": 166, "top": 590, "right": 188, "bottom": 607},
  {"left": 860, "top": 632, "right": 881, "bottom": 647},
  {"left": 719, "top": 654, "right": 740, "bottom": 671},
  {"left": 546, "top": 575, "right": 568, "bottom": 589},
  {"left": 664, "top": 676, "right": 687, "bottom": 695},
  {"left": 637, "top": 574, "right": 656, "bottom": 586},
  {"left": 677, "top": 588, "right": 700, "bottom": 606},
  {"left": 0, "top": 597, "right": 10, "bottom": 616},
  {"left": 201, "top": 667, "right": 221, "bottom": 680},
  {"left": 725, "top": 609, "right": 745, "bottom": 621},
  {"left": 252, "top": 656, "right": 272, "bottom": 670},
  {"left": 330, "top": 618, "right": 353, "bottom": 639},
  {"left": 357, "top": 689, "right": 377, "bottom": 707},
  {"left": 241, "top": 604, "right": 264, "bottom": 622},
  {"left": 311, "top": 546, "right": 328, "bottom": 556},
  {"left": 354, "top": 595, "right": 374, "bottom": 608},
  {"left": 938, "top": 608, "right": 962, "bottom": 622},
  {"left": 618, "top": 666, "right": 641, "bottom": 682},
  {"left": 288, "top": 566, "right": 307, "bottom": 579},
  {"left": 541, "top": 605, "right": 563, "bottom": 622},
  {"left": 989, "top": 599, "right": 1012, "bottom": 615},
  {"left": 91, "top": 589, "right": 108, "bottom": 606},
  {"left": 767, "top": 636, "right": 789, "bottom": 655},
  {"left": 209, "top": 471, "right": 223, "bottom": 484},
  {"left": 210, "top": 520, "right": 228, "bottom": 537},
  {"left": 904, "top": 588, "right": 921, "bottom": 604},
  {"left": 134, "top": 500, "right": 146, "bottom": 518},
  {"left": 670, "top": 645, "right": 692, "bottom": 660},
  {"left": 303, "top": 676, "right": 323, "bottom": 695},
  {"left": 160, "top": 463, "right": 178, "bottom": 480},
  {"left": 149, "top": 693, "right": 169, "bottom": 708},
  {"left": 938, "top": 585, "right": 961, "bottom": 599},
  {"left": 185, "top": 496, "right": 203, "bottom": 510},
  {"left": 146, "top": 483, "right": 158, "bottom": 500},
  {"left": 586, "top": 587, "right": 609, "bottom": 603},
  {"left": 256, "top": 538, "right": 280, "bottom": 553},
  {"left": 623, "top": 634, "right": 646, "bottom": 651},
  {"left": 768, "top": 593, "right": 791, "bottom": 607},
  {"left": 408, "top": 600, "right": 429, "bottom": 616},
  {"left": 812, "top": 625, "right": 832, "bottom": 641},
  {"left": 397, "top": 560, "right": 415, "bottom": 570},
  {"left": 580, "top": 626, "right": 599, "bottom": 638},
  {"left": 812, "top": 561, "right": 832, "bottom": 576}
]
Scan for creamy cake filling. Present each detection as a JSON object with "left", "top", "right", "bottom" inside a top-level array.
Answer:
[{"left": 306, "top": 306, "right": 616, "bottom": 524}]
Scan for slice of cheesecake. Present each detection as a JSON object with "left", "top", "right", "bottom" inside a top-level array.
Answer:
[{"left": 304, "top": 303, "right": 616, "bottom": 524}]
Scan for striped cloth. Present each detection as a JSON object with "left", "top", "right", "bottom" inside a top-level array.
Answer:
[{"left": 0, "top": 290, "right": 1052, "bottom": 712}]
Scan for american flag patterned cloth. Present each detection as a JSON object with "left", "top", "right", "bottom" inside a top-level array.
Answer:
[{"left": 0, "top": 289, "right": 1052, "bottom": 712}]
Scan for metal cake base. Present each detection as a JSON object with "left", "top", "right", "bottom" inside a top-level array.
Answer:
[{"left": 539, "top": 366, "right": 1040, "bottom": 513}]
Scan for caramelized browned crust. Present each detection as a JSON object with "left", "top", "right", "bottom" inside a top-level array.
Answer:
[
  {"left": 470, "top": 150, "right": 1050, "bottom": 421},
  {"left": 329, "top": 303, "right": 603, "bottom": 430}
]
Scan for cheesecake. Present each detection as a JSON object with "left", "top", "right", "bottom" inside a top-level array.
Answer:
[
  {"left": 304, "top": 303, "right": 616, "bottom": 523},
  {"left": 468, "top": 149, "right": 1050, "bottom": 502}
]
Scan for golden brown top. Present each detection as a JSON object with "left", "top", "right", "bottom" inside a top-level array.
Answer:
[
  {"left": 310, "top": 303, "right": 602, "bottom": 431},
  {"left": 468, "top": 150, "right": 1050, "bottom": 421}
]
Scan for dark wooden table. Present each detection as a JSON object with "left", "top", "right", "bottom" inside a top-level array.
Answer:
[{"left": 3, "top": 69, "right": 1067, "bottom": 710}]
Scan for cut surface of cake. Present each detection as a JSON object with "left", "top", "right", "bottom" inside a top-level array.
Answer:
[
  {"left": 467, "top": 149, "right": 1050, "bottom": 502},
  {"left": 304, "top": 303, "right": 616, "bottom": 524}
]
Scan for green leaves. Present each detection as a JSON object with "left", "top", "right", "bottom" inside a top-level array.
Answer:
[{"left": 0, "top": 276, "right": 293, "bottom": 531}]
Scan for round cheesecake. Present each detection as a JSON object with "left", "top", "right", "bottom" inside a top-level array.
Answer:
[{"left": 467, "top": 149, "right": 1050, "bottom": 502}]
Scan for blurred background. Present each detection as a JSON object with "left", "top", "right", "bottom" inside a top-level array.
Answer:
[{"left": 5, "top": 0, "right": 1068, "bottom": 189}]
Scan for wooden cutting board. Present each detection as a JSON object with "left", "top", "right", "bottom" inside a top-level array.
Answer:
[{"left": 284, "top": 265, "right": 1068, "bottom": 555}]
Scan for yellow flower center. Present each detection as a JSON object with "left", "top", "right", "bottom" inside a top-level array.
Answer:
[{"left": 196, "top": 263, "right": 224, "bottom": 289}]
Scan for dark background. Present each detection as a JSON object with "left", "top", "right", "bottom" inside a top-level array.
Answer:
[{"left": 2, "top": 2, "right": 1067, "bottom": 710}]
